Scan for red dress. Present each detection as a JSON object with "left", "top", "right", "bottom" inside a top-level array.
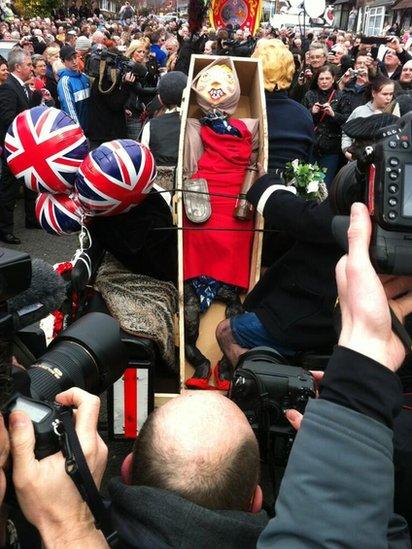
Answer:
[{"left": 183, "top": 118, "right": 254, "bottom": 290}]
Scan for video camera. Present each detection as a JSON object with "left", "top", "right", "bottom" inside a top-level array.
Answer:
[
  {"left": 85, "top": 47, "right": 148, "bottom": 81},
  {"left": 330, "top": 112, "right": 412, "bottom": 274},
  {"left": 0, "top": 248, "right": 127, "bottom": 459},
  {"left": 229, "top": 347, "right": 315, "bottom": 465}
]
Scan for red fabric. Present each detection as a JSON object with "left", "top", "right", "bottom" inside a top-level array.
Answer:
[
  {"left": 52, "top": 261, "right": 73, "bottom": 338},
  {"left": 183, "top": 119, "right": 254, "bottom": 289},
  {"left": 213, "top": 362, "right": 231, "bottom": 392},
  {"left": 124, "top": 368, "right": 137, "bottom": 438}
]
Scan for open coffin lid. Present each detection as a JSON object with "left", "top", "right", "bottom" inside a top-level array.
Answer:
[{"left": 169, "top": 54, "right": 268, "bottom": 394}]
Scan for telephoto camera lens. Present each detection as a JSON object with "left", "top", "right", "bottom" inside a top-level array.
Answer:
[{"left": 27, "top": 312, "right": 128, "bottom": 402}]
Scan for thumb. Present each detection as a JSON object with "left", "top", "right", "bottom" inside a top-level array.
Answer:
[{"left": 9, "top": 411, "right": 36, "bottom": 482}]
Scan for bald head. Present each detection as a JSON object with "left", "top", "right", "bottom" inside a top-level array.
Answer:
[
  {"left": 131, "top": 392, "right": 259, "bottom": 511},
  {"left": 401, "top": 60, "right": 412, "bottom": 84}
]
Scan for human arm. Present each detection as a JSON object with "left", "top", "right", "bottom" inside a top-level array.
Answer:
[
  {"left": 0, "top": 84, "right": 19, "bottom": 130},
  {"left": 58, "top": 76, "right": 79, "bottom": 124},
  {"left": 9, "top": 388, "right": 108, "bottom": 549},
  {"left": 246, "top": 175, "right": 334, "bottom": 244},
  {"left": 258, "top": 203, "right": 412, "bottom": 548}
]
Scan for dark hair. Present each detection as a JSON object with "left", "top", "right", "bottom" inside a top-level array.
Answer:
[
  {"left": 0, "top": 56, "right": 7, "bottom": 68},
  {"left": 311, "top": 64, "right": 337, "bottom": 90},
  {"left": 150, "top": 30, "right": 162, "bottom": 44},
  {"left": 365, "top": 75, "right": 394, "bottom": 100},
  {"left": 131, "top": 407, "right": 260, "bottom": 511}
]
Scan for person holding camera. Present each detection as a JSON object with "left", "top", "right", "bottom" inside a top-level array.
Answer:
[
  {"left": 258, "top": 202, "right": 412, "bottom": 548},
  {"left": 303, "top": 65, "right": 345, "bottom": 187},
  {"left": 88, "top": 50, "right": 136, "bottom": 149},
  {"left": 124, "top": 39, "right": 158, "bottom": 140},
  {"left": 379, "top": 36, "right": 412, "bottom": 80}
]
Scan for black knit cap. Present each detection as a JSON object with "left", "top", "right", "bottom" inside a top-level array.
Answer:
[{"left": 158, "top": 71, "right": 188, "bottom": 107}]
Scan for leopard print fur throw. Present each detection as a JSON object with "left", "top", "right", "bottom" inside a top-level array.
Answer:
[{"left": 95, "top": 253, "right": 178, "bottom": 372}]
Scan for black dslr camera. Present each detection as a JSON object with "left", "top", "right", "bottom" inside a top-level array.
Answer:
[
  {"left": 331, "top": 112, "right": 412, "bottom": 274},
  {"left": 0, "top": 248, "right": 127, "bottom": 459},
  {"left": 229, "top": 347, "right": 315, "bottom": 466}
]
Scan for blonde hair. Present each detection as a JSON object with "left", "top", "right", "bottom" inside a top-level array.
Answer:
[
  {"left": 126, "top": 39, "right": 150, "bottom": 59},
  {"left": 44, "top": 46, "right": 60, "bottom": 63},
  {"left": 252, "top": 38, "right": 295, "bottom": 91}
]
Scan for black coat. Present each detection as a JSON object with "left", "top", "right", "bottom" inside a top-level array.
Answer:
[
  {"left": 335, "top": 82, "right": 369, "bottom": 122},
  {"left": 108, "top": 478, "right": 268, "bottom": 549},
  {"left": 246, "top": 175, "right": 342, "bottom": 352},
  {"left": 266, "top": 90, "right": 314, "bottom": 171},
  {"left": 89, "top": 191, "right": 177, "bottom": 284},
  {"left": 302, "top": 87, "right": 345, "bottom": 155},
  {"left": 0, "top": 74, "right": 29, "bottom": 145},
  {"left": 88, "top": 74, "right": 129, "bottom": 143}
]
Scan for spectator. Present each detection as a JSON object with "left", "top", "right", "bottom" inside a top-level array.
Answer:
[
  {"left": 0, "top": 57, "right": 8, "bottom": 85},
  {"left": 378, "top": 36, "right": 412, "bottom": 80},
  {"left": 290, "top": 41, "right": 328, "bottom": 102},
  {"left": 119, "top": 1, "right": 135, "bottom": 24},
  {"left": 124, "top": 39, "right": 156, "bottom": 140},
  {"left": 252, "top": 39, "right": 314, "bottom": 172},
  {"left": 75, "top": 35, "right": 91, "bottom": 72},
  {"left": 57, "top": 44, "right": 90, "bottom": 133},
  {"left": 342, "top": 76, "right": 395, "bottom": 160},
  {"left": 149, "top": 31, "right": 167, "bottom": 67},
  {"left": 0, "top": 48, "right": 37, "bottom": 244},
  {"left": 141, "top": 71, "right": 187, "bottom": 166},
  {"left": 164, "top": 36, "right": 179, "bottom": 58},
  {"left": 396, "top": 59, "right": 412, "bottom": 94},
  {"left": 303, "top": 65, "right": 345, "bottom": 187}
]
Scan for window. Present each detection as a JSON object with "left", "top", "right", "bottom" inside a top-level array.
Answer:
[{"left": 365, "top": 6, "right": 385, "bottom": 35}]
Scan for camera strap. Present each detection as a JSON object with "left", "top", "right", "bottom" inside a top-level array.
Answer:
[
  {"left": 98, "top": 60, "right": 119, "bottom": 95},
  {"left": 55, "top": 407, "right": 119, "bottom": 547}
]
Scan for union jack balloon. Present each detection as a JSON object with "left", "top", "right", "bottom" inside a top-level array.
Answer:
[
  {"left": 5, "top": 106, "right": 88, "bottom": 194},
  {"left": 75, "top": 139, "right": 157, "bottom": 217},
  {"left": 35, "top": 193, "right": 84, "bottom": 235}
]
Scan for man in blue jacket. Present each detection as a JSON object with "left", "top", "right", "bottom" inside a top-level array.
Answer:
[{"left": 57, "top": 45, "right": 90, "bottom": 134}]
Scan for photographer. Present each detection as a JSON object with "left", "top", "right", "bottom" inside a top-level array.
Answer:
[
  {"left": 258, "top": 203, "right": 412, "bottom": 548},
  {"left": 9, "top": 388, "right": 108, "bottom": 548},
  {"left": 88, "top": 49, "right": 136, "bottom": 149}
]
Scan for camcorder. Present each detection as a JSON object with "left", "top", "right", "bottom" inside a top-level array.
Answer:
[
  {"left": 0, "top": 248, "right": 127, "bottom": 459},
  {"left": 86, "top": 47, "right": 148, "bottom": 81},
  {"left": 331, "top": 111, "right": 412, "bottom": 274},
  {"left": 229, "top": 347, "right": 315, "bottom": 466}
]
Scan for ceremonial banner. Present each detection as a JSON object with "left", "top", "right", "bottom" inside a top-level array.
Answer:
[{"left": 209, "top": 0, "right": 262, "bottom": 34}]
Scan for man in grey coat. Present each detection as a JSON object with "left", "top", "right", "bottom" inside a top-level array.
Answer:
[{"left": 259, "top": 202, "right": 412, "bottom": 548}]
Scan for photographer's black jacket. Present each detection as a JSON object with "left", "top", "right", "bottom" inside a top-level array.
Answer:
[
  {"left": 88, "top": 74, "right": 128, "bottom": 144},
  {"left": 246, "top": 175, "right": 342, "bottom": 352}
]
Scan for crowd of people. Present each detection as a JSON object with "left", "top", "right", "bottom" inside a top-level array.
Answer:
[{"left": 0, "top": 2, "right": 412, "bottom": 548}]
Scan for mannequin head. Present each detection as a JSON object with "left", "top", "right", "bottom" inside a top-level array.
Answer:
[
  {"left": 193, "top": 57, "right": 240, "bottom": 114},
  {"left": 195, "top": 64, "right": 236, "bottom": 105}
]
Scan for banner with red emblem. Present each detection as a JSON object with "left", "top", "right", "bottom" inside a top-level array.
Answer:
[{"left": 209, "top": 0, "right": 262, "bottom": 35}]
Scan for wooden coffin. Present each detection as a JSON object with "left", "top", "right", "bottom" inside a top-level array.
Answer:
[{"left": 155, "top": 54, "right": 268, "bottom": 405}]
